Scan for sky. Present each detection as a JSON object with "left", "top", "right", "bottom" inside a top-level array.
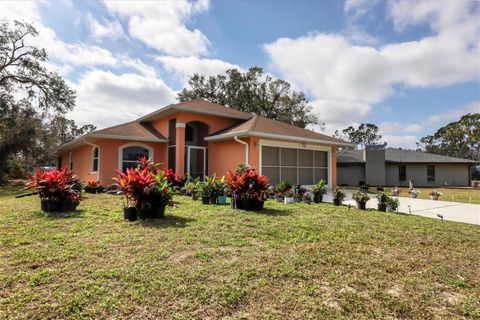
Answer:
[{"left": 1, "top": 0, "right": 479, "bottom": 148}]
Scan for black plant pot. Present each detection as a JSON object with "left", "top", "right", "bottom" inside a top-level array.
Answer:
[
  {"left": 41, "top": 199, "right": 60, "bottom": 212},
  {"left": 313, "top": 194, "right": 323, "bottom": 204},
  {"left": 209, "top": 195, "right": 217, "bottom": 205},
  {"left": 192, "top": 193, "right": 199, "bottom": 201},
  {"left": 60, "top": 200, "right": 78, "bottom": 212},
  {"left": 124, "top": 207, "right": 137, "bottom": 221},
  {"left": 136, "top": 206, "right": 149, "bottom": 220},
  {"left": 357, "top": 201, "right": 366, "bottom": 210},
  {"left": 236, "top": 198, "right": 264, "bottom": 211},
  {"left": 333, "top": 198, "right": 342, "bottom": 206},
  {"left": 201, "top": 196, "right": 209, "bottom": 205},
  {"left": 377, "top": 203, "right": 387, "bottom": 212},
  {"left": 149, "top": 205, "right": 166, "bottom": 219},
  {"left": 85, "top": 188, "right": 97, "bottom": 194}
]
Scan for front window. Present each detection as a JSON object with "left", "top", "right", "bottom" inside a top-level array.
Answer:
[
  {"left": 121, "top": 146, "right": 150, "bottom": 172},
  {"left": 92, "top": 147, "right": 99, "bottom": 172},
  {"left": 427, "top": 165, "right": 435, "bottom": 182}
]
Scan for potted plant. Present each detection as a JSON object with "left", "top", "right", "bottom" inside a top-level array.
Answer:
[
  {"left": 386, "top": 197, "right": 400, "bottom": 212},
  {"left": 376, "top": 192, "right": 388, "bottom": 212},
  {"left": 312, "top": 179, "right": 327, "bottom": 203},
  {"left": 293, "top": 185, "right": 307, "bottom": 202},
  {"left": 226, "top": 165, "right": 269, "bottom": 210},
  {"left": 332, "top": 187, "right": 345, "bottom": 206},
  {"left": 84, "top": 181, "right": 100, "bottom": 194},
  {"left": 215, "top": 177, "right": 227, "bottom": 205},
  {"left": 201, "top": 175, "right": 218, "bottom": 204},
  {"left": 148, "top": 171, "right": 173, "bottom": 219},
  {"left": 283, "top": 191, "right": 295, "bottom": 204},
  {"left": 302, "top": 192, "right": 312, "bottom": 204},
  {"left": 25, "top": 167, "right": 83, "bottom": 213},
  {"left": 359, "top": 181, "right": 369, "bottom": 192},
  {"left": 273, "top": 181, "right": 292, "bottom": 202},
  {"left": 113, "top": 170, "right": 137, "bottom": 221},
  {"left": 409, "top": 188, "right": 420, "bottom": 198},
  {"left": 429, "top": 190, "right": 442, "bottom": 200},
  {"left": 391, "top": 186, "right": 401, "bottom": 196},
  {"left": 352, "top": 191, "right": 370, "bottom": 210}
]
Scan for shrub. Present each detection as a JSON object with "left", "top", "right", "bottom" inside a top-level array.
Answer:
[
  {"left": 273, "top": 181, "right": 293, "bottom": 196},
  {"left": 150, "top": 171, "right": 173, "bottom": 207},
  {"left": 332, "top": 187, "right": 346, "bottom": 201},
  {"left": 25, "top": 167, "right": 83, "bottom": 206},
  {"left": 226, "top": 165, "right": 269, "bottom": 202},
  {"left": 386, "top": 197, "right": 400, "bottom": 211},
  {"left": 312, "top": 179, "right": 327, "bottom": 196},
  {"left": 352, "top": 191, "right": 370, "bottom": 202},
  {"left": 85, "top": 181, "right": 100, "bottom": 193},
  {"left": 114, "top": 166, "right": 156, "bottom": 209},
  {"left": 376, "top": 192, "right": 389, "bottom": 204}
]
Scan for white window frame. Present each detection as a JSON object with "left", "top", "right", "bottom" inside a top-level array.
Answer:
[
  {"left": 258, "top": 139, "right": 332, "bottom": 188},
  {"left": 118, "top": 142, "right": 154, "bottom": 171},
  {"left": 91, "top": 146, "right": 100, "bottom": 174}
]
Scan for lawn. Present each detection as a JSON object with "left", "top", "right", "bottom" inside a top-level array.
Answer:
[
  {"left": 383, "top": 187, "right": 480, "bottom": 205},
  {"left": 1, "top": 187, "right": 479, "bottom": 319}
]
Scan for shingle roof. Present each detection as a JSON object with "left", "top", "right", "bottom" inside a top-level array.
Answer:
[
  {"left": 337, "top": 148, "right": 477, "bottom": 164},
  {"left": 207, "top": 114, "right": 350, "bottom": 145},
  {"left": 94, "top": 121, "right": 167, "bottom": 140},
  {"left": 138, "top": 99, "right": 252, "bottom": 121}
]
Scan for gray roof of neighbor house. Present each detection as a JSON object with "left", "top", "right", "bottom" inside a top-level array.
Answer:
[
  {"left": 206, "top": 114, "right": 351, "bottom": 146},
  {"left": 337, "top": 148, "right": 478, "bottom": 164}
]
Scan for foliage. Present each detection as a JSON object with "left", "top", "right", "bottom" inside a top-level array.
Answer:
[
  {"left": 182, "top": 177, "right": 201, "bottom": 195},
  {"left": 352, "top": 191, "right": 370, "bottom": 202},
  {"left": 376, "top": 192, "right": 389, "bottom": 204},
  {"left": 386, "top": 197, "right": 400, "bottom": 211},
  {"left": 200, "top": 175, "right": 218, "bottom": 197},
  {"left": 226, "top": 165, "right": 269, "bottom": 201},
  {"left": 428, "top": 190, "right": 443, "bottom": 197},
  {"left": 302, "top": 191, "right": 312, "bottom": 201},
  {"left": 24, "top": 167, "right": 82, "bottom": 203},
  {"left": 332, "top": 187, "right": 346, "bottom": 201},
  {"left": 178, "top": 67, "right": 321, "bottom": 128},
  {"left": 151, "top": 171, "right": 173, "bottom": 207},
  {"left": 273, "top": 181, "right": 293, "bottom": 195},
  {"left": 114, "top": 167, "right": 156, "bottom": 209},
  {"left": 334, "top": 123, "right": 385, "bottom": 149},
  {"left": 312, "top": 179, "right": 327, "bottom": 196},
  {"left": 417, "top": 113, "right": 480, "bottom": 161},
  {"left": 214, "top": 176, "right": 227, "bottom": 196}
]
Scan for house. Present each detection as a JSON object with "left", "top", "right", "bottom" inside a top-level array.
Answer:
[
  {"left": 337, "top": 147, "right": 477, "bottom": 187},
  {"left": 57, "top": 99, "right": 350, "bottom": 186}
]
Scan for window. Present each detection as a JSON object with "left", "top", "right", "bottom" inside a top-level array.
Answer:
[
  {"left": 399, "top": 165, "right": 406, "bottom": 181},
  {"left": 427, "top": 165, "right": 435, "bottom": 182},
  {"left": 186, "top": 125, "right": 194, "bottom": 142},
  {"left": 120, "top": 145, "right": 151, "bottom": 172},
  {"left": 261, "top": 146, "right": 329, "bottom": 185},
  {"left": 92, "top": 147, "right": 99, "bottom": 172}
]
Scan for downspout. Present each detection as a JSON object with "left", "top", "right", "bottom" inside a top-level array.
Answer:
[
  {"left": 234, "top": 136, "right": 249, "bottom": 165},
  {"left": 83, "top": 138, "right": 100, "bottom": 182}
]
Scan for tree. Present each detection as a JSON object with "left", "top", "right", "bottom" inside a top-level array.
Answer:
[
  {"left": 0, "top": 21, "right": 76, "bottom": 184},
  {"left": 177, "top": 67, "right": 321, "bottom": 128},
  {"left": 334, "top": 123, "right": 385, "bottom": 149},
  {"left": 417, "top": 113, "right": 480, "bottom": 161}
]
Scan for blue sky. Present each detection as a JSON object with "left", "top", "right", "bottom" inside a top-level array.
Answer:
[{"left": 1, "top": 0, "right": 479, "bottom": 148}]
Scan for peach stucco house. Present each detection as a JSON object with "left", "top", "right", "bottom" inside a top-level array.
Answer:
[{"left": 57, "top": 99, "right": 350, "bottom": 187}]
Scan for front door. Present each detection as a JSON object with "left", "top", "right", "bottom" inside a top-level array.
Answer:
[{"left": 185, "top": 146, "right": 207, "bottom": 178}]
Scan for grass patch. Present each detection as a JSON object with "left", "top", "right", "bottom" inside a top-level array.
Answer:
[
  {"left": 372, "top": 187, "right": 480, "bottom": 204},
  {"left": 1, "top": 187, "right": 479, "bottom": 319}
]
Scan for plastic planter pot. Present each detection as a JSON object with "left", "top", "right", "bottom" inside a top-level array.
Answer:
[
  {"left": 201, "top": 196, "right": 209, "bottom": 205},
  {"left": 41, "top": 199, "right": 60, "bottom": 213},
  {"left": 84, "top": 187, "right": 97, "bottom": 194},
  {"left": 284, "top": 197, "right": 295, "bottom": 204},
  {"left": 136, "top": 206, "right": 149, "bottom": 220},
  {"left": 236, "top": 198, "right": 264, "bottom": 211},
  {"left": 209, "top": 195, "right": 217, "bottom": 205},
  {"left": 192, "top": 193, "right": 199, "bottom": 201},
  {"left": 275, "top": 196, "right": 283, "bottom": 203},
  {"left": 217, "top": 195, "right": 227, "bottom": 205},
  {"left": 313, "top": 194, "right": 323, "bottom": 204},
  {"left": 377, "top": 203, "right": 387, "bottom": 212},
  {"left": 124, "top": 207, "right": 137, "bottom": 221},
  {"left": 60, "top": 200, "right": 78, "bottom": 212},
  {"left": 333, "top": 198, "right": 342, "bottom": 206},
  {"left": 149, "top": 205, "right": 166, "bottom": 219},
  {"left": 356, "top": 201, "right": 366, "bottom": 210}
]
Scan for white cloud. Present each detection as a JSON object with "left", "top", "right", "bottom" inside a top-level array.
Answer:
[
  {"left": 0, "top": 0, "right": 42, "bottom": 22},
  {"left": 104, "top": 0, "right": 210, "bottom": 56},
  {"left": 427, "top": 101, "right": 480, "bottom": 125},
  {"left": 69, "top": 70, "right": 176, "bottom": 128},
  {"left": 264, "top": 0, "right": 479, "bottom": 132},
  {"left": 379, "top": 122, "right": 423, "bottom": 135},
  {"left": 86, "top": 13, "right": 123, "bottom": 41},
  {"left": 156, "top": 55, "right": 242, "bottom": 84},
  {"left": 382, "top": 135, "right": 419, "bottom": 149}
]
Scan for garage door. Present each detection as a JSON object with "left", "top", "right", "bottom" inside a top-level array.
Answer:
[{"left": 261, "top": 146, "right": 329, "bottom": 185}]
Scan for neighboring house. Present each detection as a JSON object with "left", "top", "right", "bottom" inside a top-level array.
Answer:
[
  {"left": 58, "top": 99, "right": 349, "bottom": 186},
  {"left": 337, "top": 147, "right": 478, "bottom": 187}
]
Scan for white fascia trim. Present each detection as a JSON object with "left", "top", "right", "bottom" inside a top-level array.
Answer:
[
  {"left": 137, "top": 105, "right": 251, "bottom": 122},
  {"left": 205, "top": 131, "right": 352, "bottom": 147}
]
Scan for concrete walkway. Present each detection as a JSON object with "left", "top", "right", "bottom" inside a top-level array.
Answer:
[{"left": 324, "top": 190, "right": 480, "bottom": 225}]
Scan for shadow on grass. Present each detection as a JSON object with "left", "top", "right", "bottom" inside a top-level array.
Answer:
[
  {"left": 34, "top": 209, "right": 87, "bottom": 219},
  {"left": 258, "top": 207, "right": 292, "bottom": 216},
  {"left": 138, "top": 214, "right": 195, "bottom": 228}
]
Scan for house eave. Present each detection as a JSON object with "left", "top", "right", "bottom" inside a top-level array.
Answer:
[{"left": 137, "top": 105, "right": 252, "bottom": 122}]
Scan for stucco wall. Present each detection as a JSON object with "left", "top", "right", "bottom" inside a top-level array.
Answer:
[
  {"left": 208, "top": 138, "right": 249, "bottom": 177},
  {"left": 337, "top": 164, "right": 365, "bottom": 186},
  {"left": 385, "top": 163, "right": 471, "bottom": 187},
  {"left": 59, "top": 144, "right": 97, "bottom": 183}
]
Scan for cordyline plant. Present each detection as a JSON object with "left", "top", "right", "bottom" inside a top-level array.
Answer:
[
  {"left": 226, "top": 165, "right": 269, "bottom": 201},
  {"left": 25, "top": 167, "right": 82, "bottom": 202},
  {"left": 114, "top": 166, "right": 156, "bottom": 209}
]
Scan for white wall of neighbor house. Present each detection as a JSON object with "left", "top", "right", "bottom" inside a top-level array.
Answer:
[
  {"left": 337, "top": 164, "right": 365, "bottom": 186},
  {"left": 385, "top": 163, "right": 471, "bottom": 187}
]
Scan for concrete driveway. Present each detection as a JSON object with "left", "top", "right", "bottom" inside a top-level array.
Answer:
[{"left": 324, "top": 190, "right": 480, "bottom": 225}]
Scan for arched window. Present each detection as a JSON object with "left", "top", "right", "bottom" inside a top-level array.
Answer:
[
  {"left": 119, "top": 144, "right": 153, "bottom": 172},
  {"left": 92, "top": 147, "right": 99, "bottom": 172}
]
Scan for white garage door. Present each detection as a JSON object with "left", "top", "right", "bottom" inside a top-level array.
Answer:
[{"left": 261, "top": 145, "right": 329, "bottom": 186}]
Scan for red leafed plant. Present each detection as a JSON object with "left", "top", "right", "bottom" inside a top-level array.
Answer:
[
  {"left": 25, "top": 167, "right": 82, "bottom": 203},
  {"left": 86, "top": 181, "right": 99, "bottom": 188},
  {"left": 226, "top": 165, "right": 269, "bottom": 202},
  {"left": 163, "top": 168, "right": 185, "bottom": 190},
  {"left": 114, "top": 166, "right": 156, "bottom": 209}
]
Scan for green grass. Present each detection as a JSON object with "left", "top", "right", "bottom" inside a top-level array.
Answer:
[
  {"left": 377, "top": 187, "right": 480, "bottom": 204},
  {"left": 1, "top": 187, "right": 479, "bottom": 319}
]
